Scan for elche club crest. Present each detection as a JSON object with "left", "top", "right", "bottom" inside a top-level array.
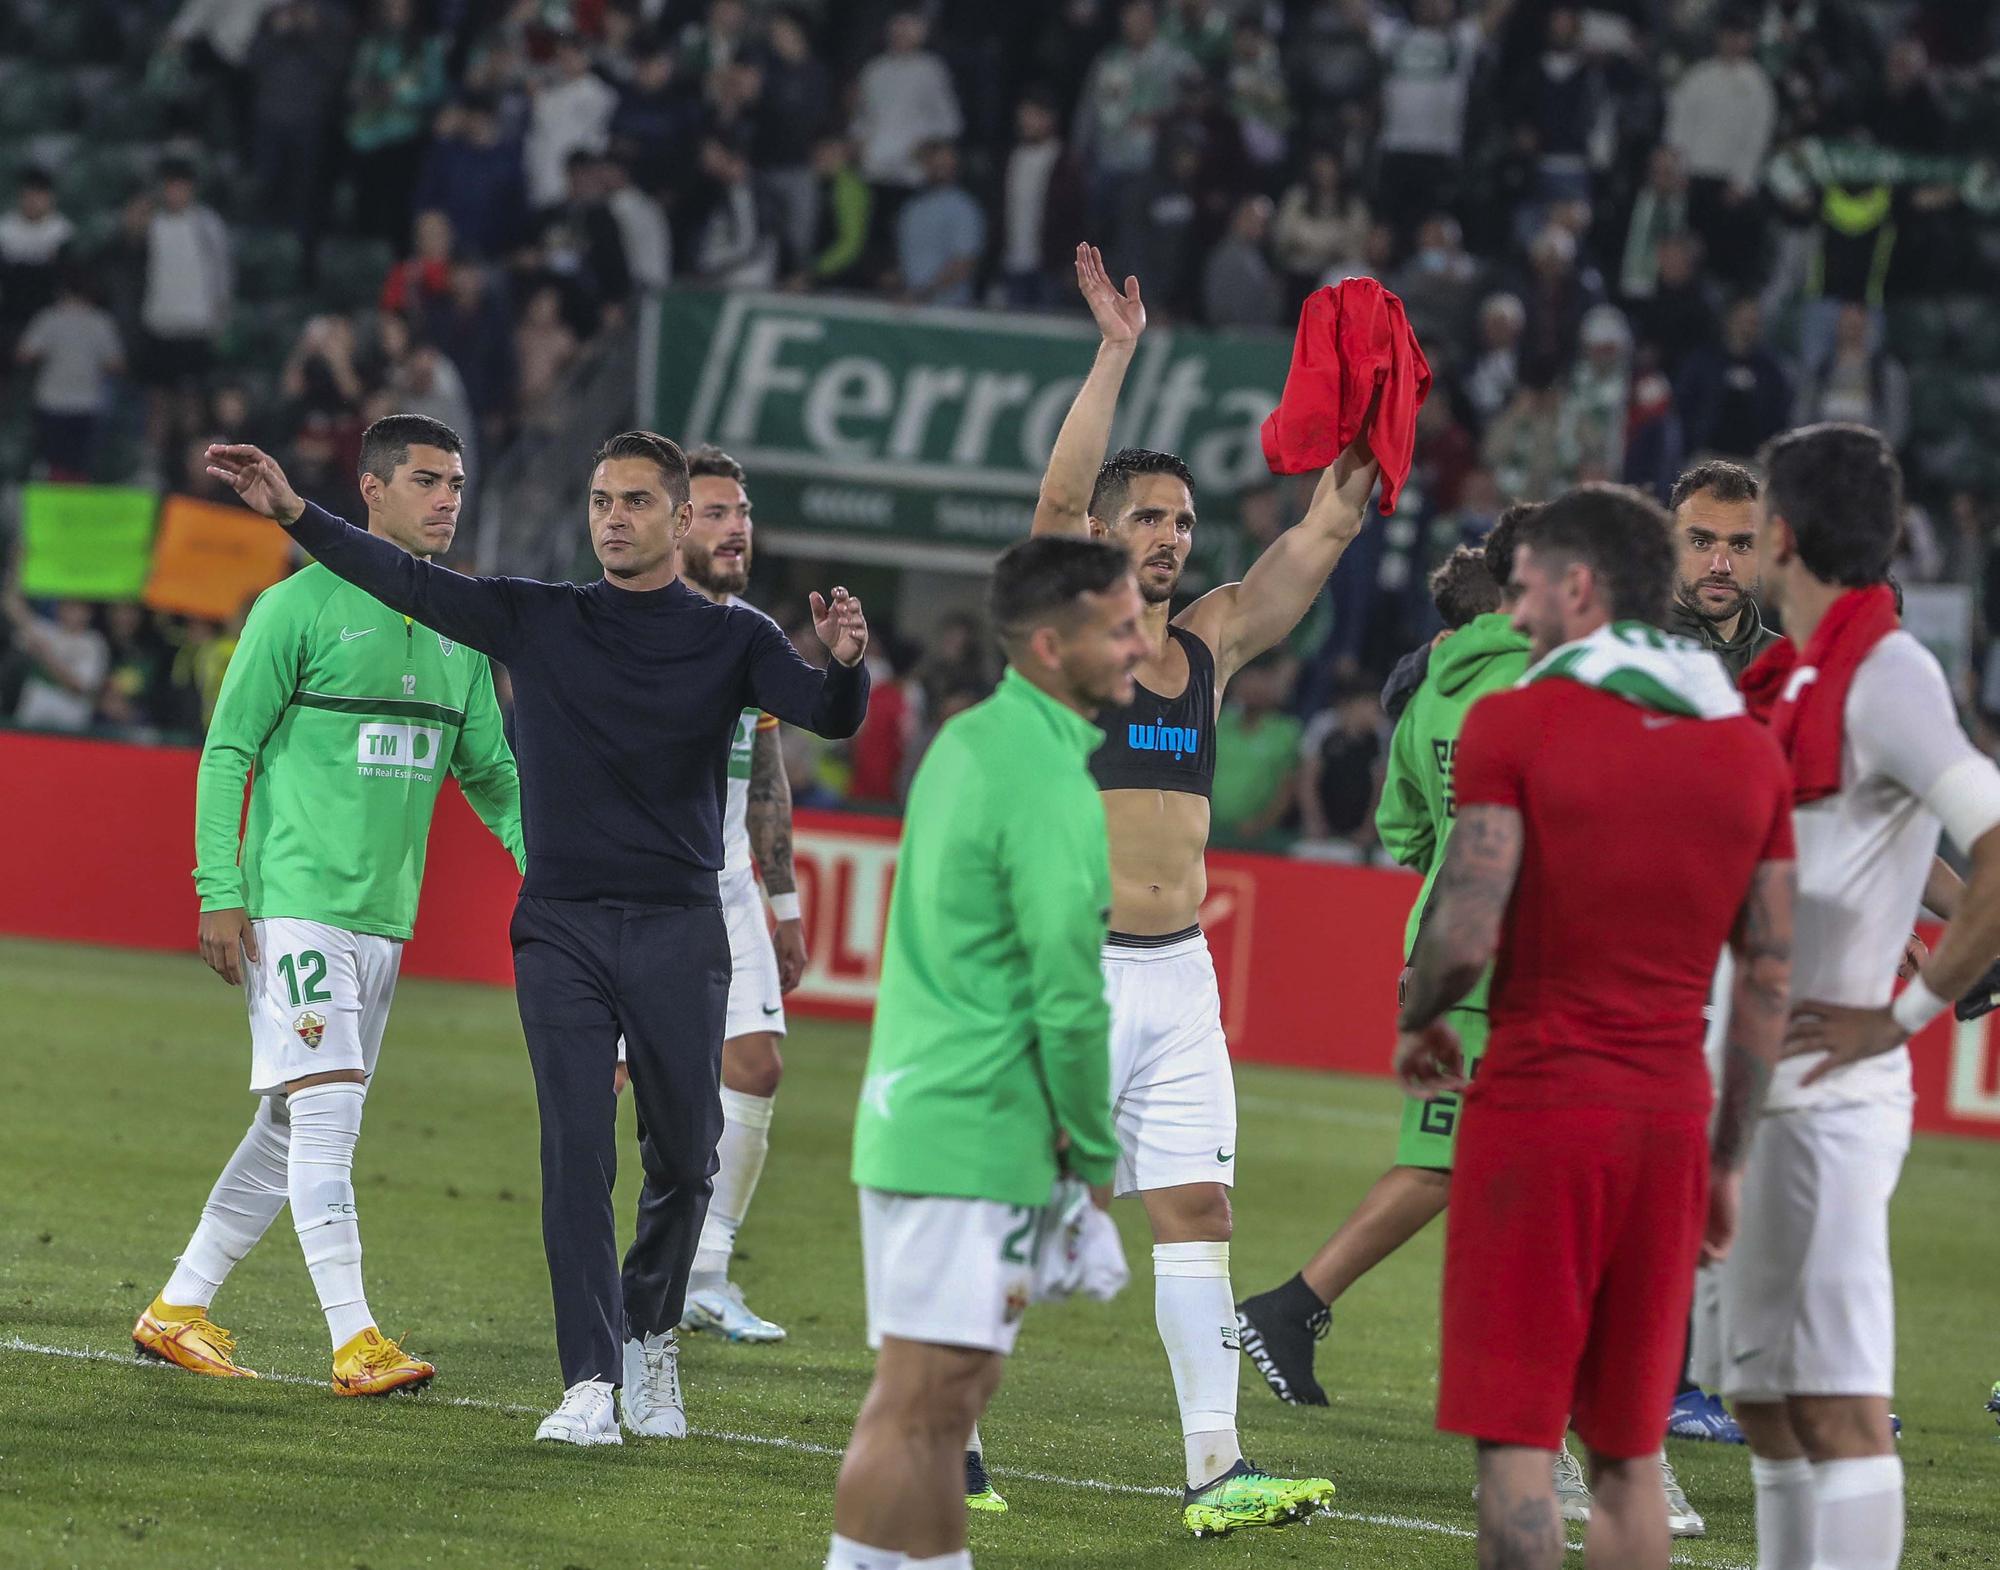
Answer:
[
  {"left": 294, "top": 1011, "right": 327, "bottom": 1049},
  {"left": 437, "top": 633, "right": 456, "bottom": 656}
]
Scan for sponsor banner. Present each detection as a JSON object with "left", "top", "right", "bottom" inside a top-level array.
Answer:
[
  {"left": 646, "top": 288, "right": 1289, "bottom": 567},
  {"left": 4, "top": 731, "right": 1996, "bottom": 1142},
  {"left": 143, "top": 494, "right": 295, "bottom": 622},
  {"left": 17, "top": 483, "right": 158, "bottom": 601}
]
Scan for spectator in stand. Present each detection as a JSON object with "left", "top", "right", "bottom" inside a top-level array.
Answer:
[
  {"left": 692, "top": 130, "right": 779, "bottom": 290},
  {"left": 425, "top": 262, "right": 515, "bottom": 452},
  {"left": 1617, "top": 145, "right": 1692, "bottom": 302},
  {"left": 1211, "top": 653, "right": 1303, "bottom": 850},
  {"left": 1072, "top": 0, "right": 1197, "bottom": 228},
  {"left": 1464, "top": 291, "right": 1526, "bottom": 430},
  {"left": 1630, "top": 230, "right": 1719, "bottom": 379},
  {"left": 344, "top": 0, "right": 448, "bottom": 244},
  {"left": 1510, "top": 4, "right": 1607, "bottom": 213},
  {"left": 998, "top": 90, "right": 1084, "bottom": 310},
  {"left": 801, "top": 133, "right": 874, "bottom": 291},
  {"left": 1518, "top": 222, "right": 1598, "bottom": 379},
  {"left": 162, "top": 0, "right": 273, "bottom": 141},
  {"left": 1292, "top": 0, "right": 1383, "bottom": 122},
  {"left": 1369, "top": 0, "right": 1499, "bottom": 235},
  {"left": 1299, "top": 679, "right": 1387, "bottom": 855},
  {"left": 1274, "top": 148, "right": 1372, "bottom": 306},
  {"left": 1163, "top": 0, "right": 1233, "bottom": 69},
  {"left": 392, "top": 337, "right": 476, "bottom": 469},
  {"left": 845, "top": 645, "right": 918, "bottom": 808},
  {"left": 1795, "top": 301, "right": 1911, "bottom": 451},
  {"left": 5, "top": 594, "right": 110, "bottom": 734},
  {"left": 679, "top": 0, "right": 756, "bottom": 87},
  {"left": 1225, "top": 16, "right": 1292, "bottom": 171},
  {"left": 514, "top": 284, "right": 578, "bottom": 430},
  {"left": 280, "top": 312, "right": 364, "bottom": 421},
  {"left": 612, "top": 40, "right": 705, "bottom": 203},
  {"left": 17, "top": 272, "right": 125, "bottom": 481},
  {"left": 914, "top": 610, "right": 996, "bottom": 719},
  {"left": 529, "top": 150, "right": 635, "bottom": 332},
  {"left": 525, "top": 34, "right": 618, "bottom": 214},
  {"left": 896, "top": 141, "right": 986, "bottom": 308},
  {"left": 414, "top": 96, "right": 529, "bottom": 262},
  {"left": 97, "top": 600, "right": 172, "bottom": 739},
  {"left": 0, "top": 171, "right": 75, "bottom": 349},
  {"left": 137, "top": 159, "right": 232, "bottom": 461},
  {"left": 1390, "top": 214, "right": 1483, "bottom": 373},
  {"left": 1203, "top": 194, "right": 1282, "bottom": 330},
  {"left": 1622, "top": 353, "right": 1687, "bottom": 503},
  {"left": 1560, "top": 303, "right": 1633, "bottom": 481},
  {"left": 1663, "top": 12, "right": 1776, "bottom": 286},
  {"left": 380, "top": 208, "right": 455, "bottom": 315},
  {"left": 1110, "top": 133, "right": 1207, "bottom": 321},
  {"left": 1675, "top": 295, "right": 1792, "bottom": 459},
  {"left": 600, "top": 155, "right": 670, "bottom": 295},
  {"left": 754, "top": 7, "right": 832, "bottom": 275},
  {"left": 1482, "top": 373, "right": 1574, "bottom": 501},
  {"left": 851, "top": 11, "right": 964, "bottom": 205},
  {"left": 247, "top": 0, "right": 350, "bottom": 284}
]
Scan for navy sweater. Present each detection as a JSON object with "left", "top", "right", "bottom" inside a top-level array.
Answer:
[{"left": 283, "top": 502, "right": 869, "bottom": 906}]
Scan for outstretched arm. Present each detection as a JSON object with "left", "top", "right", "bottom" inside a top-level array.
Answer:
[
  {"left": 1187, "top": 439, "right": 1380, "bottom": 686},
  {"left": 1032, "top": 244, "right": 1146, "bottom": 538}
]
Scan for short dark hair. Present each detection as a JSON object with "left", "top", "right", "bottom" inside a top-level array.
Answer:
[
  {"left": 1089, "top": 448, "right": 1196, "bottom": 521},
  {"left": 1669, "top": 459, "right": 1760, "bottom": 512},
  {"left": 1517, "top": 483, "right": 1677, "bottom": 625},
  {"left": 685, "top": 443, "right": 746, "bottom": 484},
  {"left": 157, "top": 156, "right": 197, "bottom": 185},
  {"left": 19, "top": 167, "right": 52, "bottom": 193},
  {"left": 1757, "top": 423, "right": 1902, "bottom": 588},
  {"left": 989, "top": 535, "right": 1133, "bottom": 648},
  {"left": 360, "top": 413, "right": 464, "bottom": 482},
  {"left": 1429, "top": 545, "right": 1501, "bottom": 629},
  {"left": 592, "top": 430, "right": 691, "bottom": 507},
  {"left": 1483, "top": 500, "right": 1542, "bottom": 594}
]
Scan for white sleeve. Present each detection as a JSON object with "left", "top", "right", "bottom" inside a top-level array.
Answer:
[{"left": 1848, "top": 633, "right": 2000, "bottom": 852}]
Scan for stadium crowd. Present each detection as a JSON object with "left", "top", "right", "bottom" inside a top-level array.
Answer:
[{"left": 3, "top": 0, "right": 2000, "bottom": 855}]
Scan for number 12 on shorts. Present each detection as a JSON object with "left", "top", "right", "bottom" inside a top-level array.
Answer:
[{"left": 277, "top": 950, "right": 331, "bottom": 1007}]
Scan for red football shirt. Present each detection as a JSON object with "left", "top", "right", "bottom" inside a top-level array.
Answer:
[{"left": 1450, "top": 680, "right": 1795, "bottom": 1113}]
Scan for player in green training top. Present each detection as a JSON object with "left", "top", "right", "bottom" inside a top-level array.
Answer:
[
  {"left": 827, "top": 537, "right": 1145, "bottom": 1570},
  {"left": 133, "top": 415, "right": 524, "bottom": 1398},
  {"left": 1238, "top": 506, "right": 1535, "bottom": 1406}
]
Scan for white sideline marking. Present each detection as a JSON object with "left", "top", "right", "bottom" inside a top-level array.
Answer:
[{"left": 5, "top": 1336, "right": 1744, "bottom": 1566}]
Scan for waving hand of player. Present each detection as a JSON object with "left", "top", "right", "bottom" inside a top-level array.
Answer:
[
  {"left": 206, "top": 443, "right": 306, "bottom": 525},
  {"left": 811, "top": 587, "right": 869, "bottom": 667},
  {"left": 1076, "top": 243, "right": 1145, "bottom": 346}
]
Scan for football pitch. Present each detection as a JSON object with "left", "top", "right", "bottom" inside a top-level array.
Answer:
[{"left": 3, "top": 936, "right": 1996, "bottom": 1570}]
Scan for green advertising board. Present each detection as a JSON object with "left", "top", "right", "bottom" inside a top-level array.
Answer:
[
  {"left": 17, "top": 484, "right": 159, "bottom": 601},
  {"left": 645, "top": 290, "right": 1290, "bottom": 571}
]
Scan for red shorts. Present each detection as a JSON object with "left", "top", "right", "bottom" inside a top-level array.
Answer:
[{"left": 1438, "top": 1102, "right": 1708, "bottom": 1459}]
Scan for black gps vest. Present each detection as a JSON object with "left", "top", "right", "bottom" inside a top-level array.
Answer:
[{"left": 1088, "top": 625, "right": 1218, "bottom": 798}]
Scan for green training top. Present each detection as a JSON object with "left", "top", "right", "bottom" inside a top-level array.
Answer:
[
  {"left": 852, "top": 667, "right": 1120, "bottom": 1208},
  {"left": 193, "top": 561, "right": 525, "bottom": 941},
  {"left": 1376, "top": 612, "right": 1532, "bottom": 1001}
]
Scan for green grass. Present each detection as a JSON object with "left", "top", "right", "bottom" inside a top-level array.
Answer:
[{"left": 2, "top": 936, "right": 1995, "bottom": 1570}]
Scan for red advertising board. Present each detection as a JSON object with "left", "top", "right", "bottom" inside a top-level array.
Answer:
[{"left": 5, "top": 729, "right": 1999, "bottom": 1140}]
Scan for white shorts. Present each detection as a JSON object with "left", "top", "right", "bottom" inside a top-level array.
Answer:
[
  {"left": 721, "top": 868, "right": 785, "bottom": 1041},
  {"left": 1102, "top": 930, "right": 1237, "bottom": 1198},
  {"left": 1696, "top": 1099, "right": 1912, "bottom": 1401},
  {"left": 860, "top": 1189, "right": 1045, "bottom": 1356},
  {"left": 245, "top": 918, "right": 402, "bottom": 1096}
]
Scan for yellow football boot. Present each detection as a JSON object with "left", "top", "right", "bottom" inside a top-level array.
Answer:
[
  {"left": 332, "top": 1327, "right": 435, "bottom": 1397},
  {"left": 132, "top": 1297, "right": 258, "bottom": 1378}
]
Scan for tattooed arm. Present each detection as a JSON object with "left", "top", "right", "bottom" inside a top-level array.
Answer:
[
  {"left": 747, "top": 716, "right": 808, "bottom": 993},
  {"left": 1394, "top": 804, "right": 1524, "bottom": 1096}
]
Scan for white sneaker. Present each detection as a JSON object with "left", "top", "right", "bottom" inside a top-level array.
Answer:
[
  {"left": 535, "top": 1379, "right": 621, "bottom": 1445},
  {"left": 1554, "top": 1440, "right": 1593, "bottom": 1523},
  {"left": 621, "top": 1330, "right": 688, "bottom": 1437},
  {"left": 681, "top": 1280, "right": 787, "bottom": 1343},
  {"left": 1661, "top": 1454, "right": 1705, "bottom": 1538}
]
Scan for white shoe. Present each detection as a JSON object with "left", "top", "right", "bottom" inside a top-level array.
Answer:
[
  {"left": 1661, "top": 1454, "right": 1705, "bottom": 1538},
  {"left": 535, "top": 1379, "right": 621, "bottom": 1445},
  {"left": 681, "top": 1280, "right": 787, "bottom": 1343},
  {"left": 621, "top": 1330, "right": 688, "bottom": 1437},
  {"left": 1554, "top": 1440, "right": 1593, "bottom": 1523}
]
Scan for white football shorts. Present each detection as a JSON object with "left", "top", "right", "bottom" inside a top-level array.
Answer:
[
  {"left": 245, "top": 917, "right": 401, "bottom": 1096},
  {"left": 860, "top": 1189, "right": 1048, "bottom": 1356},
  {"left": 1102, "top": 929, "right": 1237, "bottom": 1197},
  {"left": 721, "top": 867, "right": 785, "bottom": 1040}
]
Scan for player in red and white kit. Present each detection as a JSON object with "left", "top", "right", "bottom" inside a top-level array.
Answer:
[
  {"left": 1698, "top": 423, "right": 2000, "bottom": 1570},
  {"left": 1394, "top": 486, "right": 1797, "bottom": 1570}
]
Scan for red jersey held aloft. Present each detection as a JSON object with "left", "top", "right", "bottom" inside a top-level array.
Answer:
[{"left": 1450, "top": 679, "right": 1794, "bottom": 1115}]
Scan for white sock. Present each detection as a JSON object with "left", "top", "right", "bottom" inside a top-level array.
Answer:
[
  {"left": 966, "top": 1422, "right": 983, "bottom": 1457},
  {"left": 1811, "top": 1455, "right": 1903, "bottom": 1570},
  {"left": 825, "top": 1533, "right": 903, "bottom": 1570},
  {"left": 163, "top": 1097, "right": 291, "bottom": 1307},
  {"left": 1153, "top": 1241, "right": 1244, "bottom": 1489},
  {"left": 287, "top": 1082, "right": 374, "bottom": 1348},
  {"left": 905, "top": 1554, "right": 971, "bottom": 1569},
  {"left": 1749, "top": 1455, "right": 1814, "bottom": 1570},
  {"left": 690, "top": 1088, "right": 774, "bottom": 1287}
]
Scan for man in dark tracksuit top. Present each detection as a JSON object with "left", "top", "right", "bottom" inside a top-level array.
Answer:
[{"left": 203, "top": 431, "right": 871, "bottom": 1447}]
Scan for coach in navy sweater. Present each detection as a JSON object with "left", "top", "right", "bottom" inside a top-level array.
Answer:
[{"left": 207, "top": 429, "right": 869, "bottom": 1443}]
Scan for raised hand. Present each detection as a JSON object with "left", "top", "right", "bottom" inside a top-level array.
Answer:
[
  {"left": 1075, "top": 243, "right": 1146, "bottom": 347},
  {"left": 205, "top": 443, "right": 305, "bottom": 525},
  {"left": 810, "top": 586, "right": 869, "bottom": 668}
]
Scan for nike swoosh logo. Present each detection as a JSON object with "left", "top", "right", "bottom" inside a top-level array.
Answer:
[
  {"left": 1731, "top": 1348, "right": 1761, "bottom": 1364},
  {"left": 761, "top": 1004, "right": 781, "bottom": 1015},
  {"left": 1216, "top": 1148, "right": 1234, "bottom": 1163},
  {"left": 339, "top": 627, "right": 376, "bottom": 642}
]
